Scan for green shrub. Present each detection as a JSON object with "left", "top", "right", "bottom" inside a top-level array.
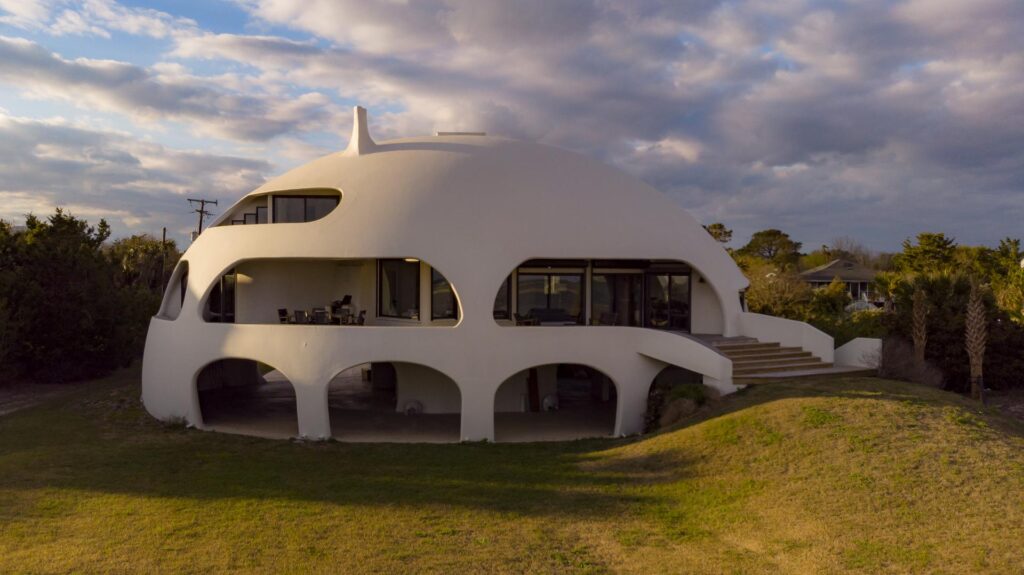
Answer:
[{"left": 669, "top": 383, "right": 708, "bottom": 406}]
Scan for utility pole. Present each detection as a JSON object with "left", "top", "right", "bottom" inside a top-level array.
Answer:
[{"left": 188, "top": 198, "right": 218, "bottom": 239}]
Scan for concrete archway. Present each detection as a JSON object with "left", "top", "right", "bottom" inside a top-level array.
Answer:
[
  {"left": 195, "top": 358, "right": 298, "bottom": 438},
  {"left": 326, "top": 361, "right": 462, "bottom": 442},
  {"left": 493, "top": 363, "right": 617, "bottom": 442}
]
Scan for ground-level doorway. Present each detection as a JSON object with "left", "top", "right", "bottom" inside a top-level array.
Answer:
[{"left": 494, "top": 363, "right": 616, "bottom": 442}]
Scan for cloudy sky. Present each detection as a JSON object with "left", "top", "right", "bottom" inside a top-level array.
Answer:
[{"left": 0, "top": 0, "right": 1020, "bottom": 250}]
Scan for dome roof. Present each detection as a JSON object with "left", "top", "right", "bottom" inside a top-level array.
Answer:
[{"left": 199, "top": 107, "right": 747, "bottom": 317}]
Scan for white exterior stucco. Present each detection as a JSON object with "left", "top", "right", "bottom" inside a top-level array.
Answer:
[{"left": 142, "top": 106, "right": 760, "bottom": 442}]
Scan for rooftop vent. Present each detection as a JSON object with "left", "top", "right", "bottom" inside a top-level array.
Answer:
[{"left": 435, "top": 131, "right": 486, "bottom": 136}]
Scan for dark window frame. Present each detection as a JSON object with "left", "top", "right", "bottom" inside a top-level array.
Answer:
[
  {"left": 591, "top": 272, "right": 643, "bottom": 326},
  {"left": 493, "top": 275, "right": 512, "bottom": 320},
  {"left": 271, "top": 194, "right": 339, "bottom": 223},
  {"left": 377, "top": 259, "right": 421, "bottom": 320},
  {"left": 206, "top": 268, "right": 237, "bottom": 323},
  {"left": 430, "top": 268, "right": 459, "bottom": 321},
  {"left": 642, "top": 272, "right": 692, "bottom": 332},
  {"left": 516, "top": 271, "right": 585, "bottom": 324}
]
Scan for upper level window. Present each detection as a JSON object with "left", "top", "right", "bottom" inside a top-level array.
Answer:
[
  {"left": 431, "top": 269, "right": 458, "bottom": 321},
  {"left": 493, "top": 275, "right": 511, "bottom": 320},
  {"left": 273, "top": 195, "right": 339, "bottom": 223},
  {"left": 378, "top": 259, "right": 420, "bottom": 319},
  {"left": 517, "top": 273, "right": 583, "bottom": 325},
  {"left": 206, "top": 269, "right": 237, "bottom": 323}
]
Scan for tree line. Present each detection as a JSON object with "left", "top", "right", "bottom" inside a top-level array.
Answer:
[
  {"left": 705, "top": 223, "right": 1024, "bottom": 395},
  {"left": 0, "top": 210, "right": 181, "bottom": 382}
]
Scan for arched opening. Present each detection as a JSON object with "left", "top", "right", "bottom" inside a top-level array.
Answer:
[
  {"left": 215, "top": 188, "right": 342, "bottom": 227},
  {"left": 493, "top": 363, "right": 617, "bottom": 442},
  {"left": 493, "top": 259, "right": 718, "bottom": 332},
  {"left": 327, "top": 362, "right": 461, "bottom": 442},
  {"left": 645, "top": 365, "right": 711, "bottom": 433},
  {"left": 157, "top": 260, "right": 188, "bottom": 320},
  {"left": 198, "top": 258, "right": 460, "bottom": 326},
  {"left": 196, "top": 359, "right": 297, "bottom": 438}
]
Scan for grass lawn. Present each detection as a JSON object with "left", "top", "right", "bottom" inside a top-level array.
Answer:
[{"left": 2, "top": 367, "right": 1024, "bottom": 574}]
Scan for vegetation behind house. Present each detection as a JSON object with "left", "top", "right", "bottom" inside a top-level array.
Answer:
[{"left": 0, "top": 210, "right": 179, "bottom": 383}]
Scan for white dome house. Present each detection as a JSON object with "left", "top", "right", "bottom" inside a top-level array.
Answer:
[{"left": 142, "top": 107, "right": 841, "bottom": 443}]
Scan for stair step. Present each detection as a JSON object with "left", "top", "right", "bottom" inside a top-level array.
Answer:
[
  {"left": 714, "top": 342, "right": 780, "bottom": 352},
  {"left": 731, "top": 353, "right": 815, "bottom": 366},
  {"left": 720, "top": 346, "right": 804, "bottom": 358},
  {"left": 723, "top": 350, "right": 810, "bottom": 361},
  {"left": 734, "top": 361, "right": 833, "bottom": 375}
]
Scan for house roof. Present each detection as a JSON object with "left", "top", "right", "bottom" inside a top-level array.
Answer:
[
  {"left": 200, "top": 106, "right": 751, "bottom": 303},
  {"left": 800, "top": 259, "right": 877, "bottom": 282}
]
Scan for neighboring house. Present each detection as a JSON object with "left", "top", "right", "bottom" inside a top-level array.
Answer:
[
  {"left": 800, "top": 259, "right": 878, "bottom": 301},
  {"left": 141, "top": 107, "right": 843, "bottom": 443}
]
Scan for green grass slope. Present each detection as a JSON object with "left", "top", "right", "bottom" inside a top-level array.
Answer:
[{"left": 1, "top": 368, "right": 1023, "bottom": 574}]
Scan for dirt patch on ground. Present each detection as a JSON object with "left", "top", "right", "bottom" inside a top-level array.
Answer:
[
  {"left": 0, "top": 382, "right": 74, "bottom": 417},
  {"left": 988, "top": 390, "right": 1024, "bottom": 422}
]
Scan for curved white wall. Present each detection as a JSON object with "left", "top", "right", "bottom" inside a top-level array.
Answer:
[
  {"left": 142, "top": 109, "right": 767, "bottom": 442},
  {"left": 737, "top": 312, "right": 835, "bottom": 363}
]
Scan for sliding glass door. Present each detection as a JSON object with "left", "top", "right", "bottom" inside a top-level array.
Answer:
[
  {"left": 591, "top": 273, "right": 642, "bottom": 326},
  {"left": 644, "top": 273, "right": 690, "bottom": 331}
]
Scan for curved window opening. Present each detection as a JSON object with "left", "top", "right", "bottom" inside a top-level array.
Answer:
[
  {"left": 644, "top": 366, "right": 708, "bottom": 434},
  {"left": 328, "top": 362, "right": 461, "bottom": 442},
  {"left": 273, "top": 194, "right": 338, "bottom": 223},
  {"left": 204, "top": 268, "right": 236, "bottom": 323},
  {"left": 157, "top": 260, "right": 188, "bottom": 320},
  {"left": 378, "top": 259, "right": 420, "bottom": 320},
  {"left": 493, "top": 275, "right": 511, "bottom": 320},
  {"left": 196, "top": 359, "right": 297, "bottom": 438},
  {"left": 216, "top": 188, "right": 341, "bottom": 227},
  {"left": 200, "top": 258, "right": 459, "bottom": 327},
  {"left": 494, "top": 259, "right": 697, "bottom": 331},
  {"left": 493, "top": 363, "right": 616, "bottom": 442},
  {"left": 430, "top": 268, "right": 458, "bottom": 321}
]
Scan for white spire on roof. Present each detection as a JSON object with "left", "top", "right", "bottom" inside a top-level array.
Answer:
[{"left": 345, "top": 106, "right": 376, "bottom": 156}]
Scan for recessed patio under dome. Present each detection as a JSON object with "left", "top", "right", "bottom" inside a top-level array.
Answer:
[{"left": 142, "top": 106, "right": 840, "bottom": 442}]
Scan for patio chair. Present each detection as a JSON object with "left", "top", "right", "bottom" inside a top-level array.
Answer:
[
  {"left": 293, "top": 309, "right": 309, "bottom": 324},
  {"left": 277, "top": 308, "right": 289, "bottom": 324},
  {"left": 331, "top": 295, "right": 353, "bottom": 315},
  {"left": 356, "top": 310, "right": 366, "bottom": 325},
  {"left": 312, "top": 307, "right": 329, "bottom": 324}
]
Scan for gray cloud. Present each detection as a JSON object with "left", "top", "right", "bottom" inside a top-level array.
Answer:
[
  {"left": 3, "top": 0, "right": 1023, "bottom": 250},
  {"left": 0, "top": 113, "right": 270, "bottom": 240},
  {"left": 0, "top": 35, "right": 342, "bottom": 141}
]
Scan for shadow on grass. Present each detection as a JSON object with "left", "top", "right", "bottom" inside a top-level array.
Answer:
[
  {"left": 4, "top": 368, "right": 1018, "bottom": 521},
  {"left": 0, "top": 368, "right": 699, "bottom": 519}
]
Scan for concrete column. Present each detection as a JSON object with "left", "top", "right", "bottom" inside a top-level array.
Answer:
[
  {"left": 704, "top": 375, "right": 739, "bottom": 396},
  {"left": 294, "top": 382, "right": 331, "bottom": 440},
  {"left": 608, "top": 359, "right": 664, "bottom": 437},
  {"left": 459, "top": 379, "right": 495, "bottom": 442}
]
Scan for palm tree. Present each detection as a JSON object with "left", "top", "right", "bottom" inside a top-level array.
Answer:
[
  {"left": 912, "top": 284, "right": 928, "bottom": 371},
  {"left": 965, "top": 281, "right": 988, "bottom": 402}
]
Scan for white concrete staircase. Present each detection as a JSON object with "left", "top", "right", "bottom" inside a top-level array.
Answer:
[{"left": 704, "top": 336, "right": 865, "bottom": 384}]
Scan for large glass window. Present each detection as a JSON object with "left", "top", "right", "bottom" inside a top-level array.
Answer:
[
  {"left": 493, "top": 275, "right": 511, "bottom": 320},
  {"left": 645, "top": 273, "right": 690, "bottom": 331},
  {"left": 517, "top": 273, "right": 583, "bottom": 324},
  {"left": 207, "top": 269, "right": 236, "bottom": 323},
  {"left": 305, "top": 197, "right": 338, "bottom": 222},
  {"left": 273, "top": 195, "right": 339, "bottom": 223},
  {"left": 431, "top": 268, "right": 458, "bottom": 321},
  {"left": 378, "top": 259, "right": 420, "bottom": 319},
  {"left": 592, "top": 273, "right": 642, "bottom": 326}
]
